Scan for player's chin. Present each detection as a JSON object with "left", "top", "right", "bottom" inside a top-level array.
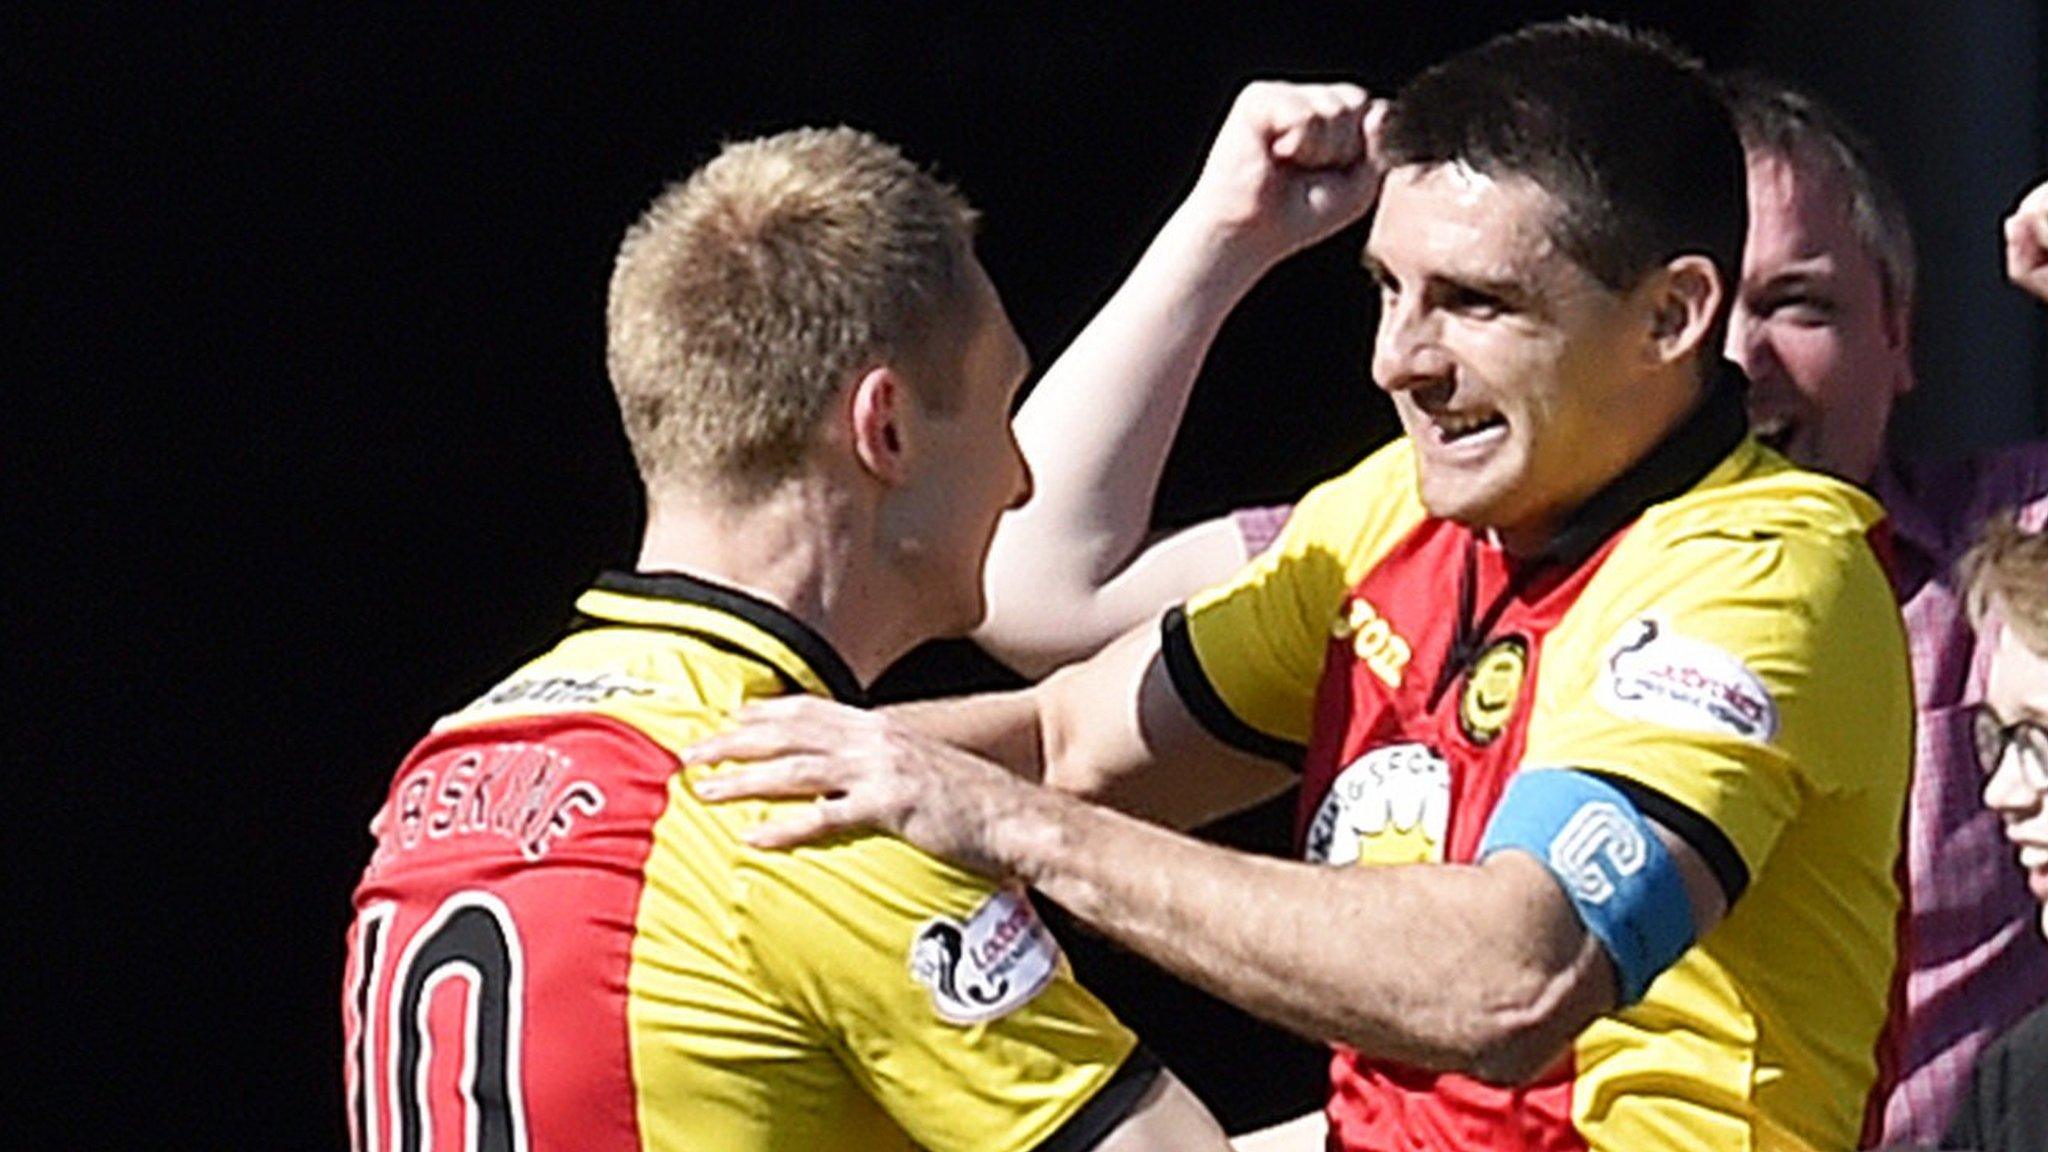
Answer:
[{"left": 1416, "top": 471, "right": 1516, "bottom": 530}]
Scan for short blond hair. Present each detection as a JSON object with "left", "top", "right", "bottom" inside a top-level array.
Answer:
[
  {"left": 1961, "top": 512, "right": 2048, "bottom": 656},
  {"left": 606, "top": 127, "right": 978, "bottom": 499}
]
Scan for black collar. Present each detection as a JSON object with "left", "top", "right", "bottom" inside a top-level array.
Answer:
[
  {"left": 576, "top": 569, "right": 866, "bottom": 705},
  {"left": 1426, "top": 362, "right": 1749, "bottom": 711}
]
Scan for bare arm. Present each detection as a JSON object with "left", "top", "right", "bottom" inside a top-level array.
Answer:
[
  {"left": 978, "top": 519, "right": 1249, "bottom": 679},
  {"left": 980, "top": 783, "right": 1724, "bottom": 1083},
  {"left": 972, "top": 82, "right": 1385, "bottom": 677},
  {"left": 688, "top": 698, "right": 1727, "bottom": 1083},
  {"left": 693, "top": 702, "right": 1728, "bottom": 1082},
  {"left": 890, "top": 620, "right": 1296, "bottom": 828},
  {"left": 1094, "top": 1069, "right": 1233, "bottom": 1152},
  {"left": 1229, "top": 1110, "right": 1326, "bottom": 1152},
  {"left": 992, "top": 793, "right": 1618, "bottom": 1081}
]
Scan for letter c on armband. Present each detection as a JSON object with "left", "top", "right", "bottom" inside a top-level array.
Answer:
[{"left": 1478, "top": 768, "right": 1697, "bottom": 1003}]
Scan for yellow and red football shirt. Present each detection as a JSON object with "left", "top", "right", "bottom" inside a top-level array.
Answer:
[
  {"left": 342, "top": 571, "right": 1155, "bottom": 1152},
  {"left": 1166, "top": 384, "right": 1912, "bottom": 1151}
]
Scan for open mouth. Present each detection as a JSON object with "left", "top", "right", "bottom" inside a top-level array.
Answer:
[{"left": 1433, "top": 411, "right": 1507, "bottom": 444}]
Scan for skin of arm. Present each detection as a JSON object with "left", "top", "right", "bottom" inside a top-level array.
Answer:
[
  {"left": 1095, "top": 1069, "right": 1234, "bottom": 1152},
  {"left": 970, "top": 82, "right": 1386, "bottom": 677},
  {"left": 977, "top": 519, "right": 1249, "bottom": 679},
  {"left": 888, "top": 621, "right": 1297, "bottom": 829},
  {"left": 687, "top": 692, "right": 1727, "bottom": 1085},
  {"left": 1228, "top": 1109, "right": 1326, "bottom": 1152}
]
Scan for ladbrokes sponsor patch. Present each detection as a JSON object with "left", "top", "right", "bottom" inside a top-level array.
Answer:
[
  {"left": 909, "top": 887, "right": 1059, "bottom": 1024},
  {"left": 1596, "top": 618, "right": 1777, "bottom": 743}
]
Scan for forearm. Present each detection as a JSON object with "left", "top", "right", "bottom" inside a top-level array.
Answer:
[
  {"left": 977, "top": 81, "right": 1383, "bottom": 674},
  {"left": 978, "top": 518, "right": 1249, "bottom": 679},
  {"left": 1005, "top": 204, "right": 1274, "bottom": 564},
  {"left": 976, "top": 210, "right": 1272, "bottom": 672},
  {"left": 1229, "top": 1110, "right": 1326, "bottom": 1152},
  {"left": 884, "top": 690, "right": 1047, "bottom": 782},
  {"left": 991, "top": 789, "right": 1610, "bottom": 1081}
]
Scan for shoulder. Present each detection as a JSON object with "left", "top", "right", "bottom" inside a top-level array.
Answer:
[
  {"left": 1276, "top": 438, "right": 1424, "bottom": 572},
  {"left": 764, "top": 826, "right": 997, "bottom": 903},
  {"left": 1880, "top": 441, "right": 2048, "bottom": 545},
  {"left": 432, "top": 628, "right": 728, "bottom": 732},
  {"left": 1306, "top": 437, "right": 1417, "bottom": 509},
  {"left": 1187, "top": 438, "right": 1424, "bottom": 637},
  {"left": 1608, "top": 444, "right": 1894, "bottom": 612},
  {"left": 1653, "top": 441, "right": 1888, "bottom": 543}
]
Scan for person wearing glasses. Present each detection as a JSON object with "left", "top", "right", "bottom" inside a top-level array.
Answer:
[{"left": 1946, "top": 512, "right": 2048, "bottom": 1152}]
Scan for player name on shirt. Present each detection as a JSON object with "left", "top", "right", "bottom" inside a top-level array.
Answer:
[{"left": 366, "top": 739, "right": 607, "bottom": 876}]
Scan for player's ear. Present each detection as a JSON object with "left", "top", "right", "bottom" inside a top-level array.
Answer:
[
  {"left": 1642, "top": 254, "right": 1722, "bottom": 370},
  {"left": 848, "top": 365, "right": 910, "bottom": 486}
]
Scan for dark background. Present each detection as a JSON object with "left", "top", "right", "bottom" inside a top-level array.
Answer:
[{"left": 14, "top": 5, "right": 2043, "bottom": 1148}]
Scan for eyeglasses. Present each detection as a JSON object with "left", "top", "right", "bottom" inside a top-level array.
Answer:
[{"left": 1969, "top": 704, "right": 2048, "bottom": 791}]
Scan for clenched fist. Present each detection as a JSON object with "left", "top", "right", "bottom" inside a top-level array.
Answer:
[
  {"left": 1180, "top": 81, "right": 1390, "bottom": 276},
  {"left": 2004, "top": 177, "right": 2048, "bottom": 304}
]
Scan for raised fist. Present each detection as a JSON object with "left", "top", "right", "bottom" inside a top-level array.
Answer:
[
  {"left": 1182, "top": 81, "right": 1389, "bottom": 274},
  {"left": 2004, "top": 177, "right": 2048, "bottom": 304}
]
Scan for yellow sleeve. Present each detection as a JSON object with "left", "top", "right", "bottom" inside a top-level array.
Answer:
[
  {"left": 1173, "top": 441, "right": 1424, "bottom": 754},
  {"left": 738, "top": 833, "right": 1146, "bottom": 1152},
  {"left": 1522, "top": 514, "right": 1911, "bottom": 887}
]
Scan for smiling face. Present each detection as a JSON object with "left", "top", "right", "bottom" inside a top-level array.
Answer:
[
  {"left": 1981, "top": 621, "right": 2048, "bottom": 934},
  {"left": 1725, "top": 147, "right": 1912, "bottom": 485},
  {"left": 1365, "top": 164, "right": 1701, "bottom": 553}
]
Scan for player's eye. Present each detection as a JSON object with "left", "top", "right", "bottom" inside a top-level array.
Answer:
[
  {"left": 1762, "top": 292, "right": 1835, "bottom": 326},
  {"left": 1441, "top": 284, "right": 1508, "bottom": 318}
]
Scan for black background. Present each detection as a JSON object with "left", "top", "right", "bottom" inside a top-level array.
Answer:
[{"left": 58, "top": 3, "right": 2048, "bottom": 1146}]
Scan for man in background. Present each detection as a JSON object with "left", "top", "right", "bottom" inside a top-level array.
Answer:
[{"left": 1721, "top": 83, "right": 2048, "bottom": 1143}]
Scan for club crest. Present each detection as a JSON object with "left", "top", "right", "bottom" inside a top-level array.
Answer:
[{"left": 1459, "top": 636, "right": 1528, "bottom": 745}]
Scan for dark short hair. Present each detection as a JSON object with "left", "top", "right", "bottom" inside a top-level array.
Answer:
[
  {"left": 1382, "top": 18, "right": 1747, "bottom": 300},
  {"left": 1719, "top": 73, "right": 1917, "bottom": 319}
]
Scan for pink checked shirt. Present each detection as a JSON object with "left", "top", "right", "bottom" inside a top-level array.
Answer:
[{"left": 1876, "top": 442, "right": 2048, "bottom": 1146}]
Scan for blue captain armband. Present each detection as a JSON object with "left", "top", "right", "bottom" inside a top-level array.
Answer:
[{"left": 1477, "top": 768, "right": 1696, "bottom": 1004}]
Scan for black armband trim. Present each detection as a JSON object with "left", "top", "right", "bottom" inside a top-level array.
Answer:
[
  {"left": 1585, "top": 771, "right": 1750, "bottom": 906},
  {"left": 1031, "top": 1046, "right": 1164, "bottom": 1152},
  {"left": 1160, "top": 607, "right": 1305, "bottom": 770}
]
